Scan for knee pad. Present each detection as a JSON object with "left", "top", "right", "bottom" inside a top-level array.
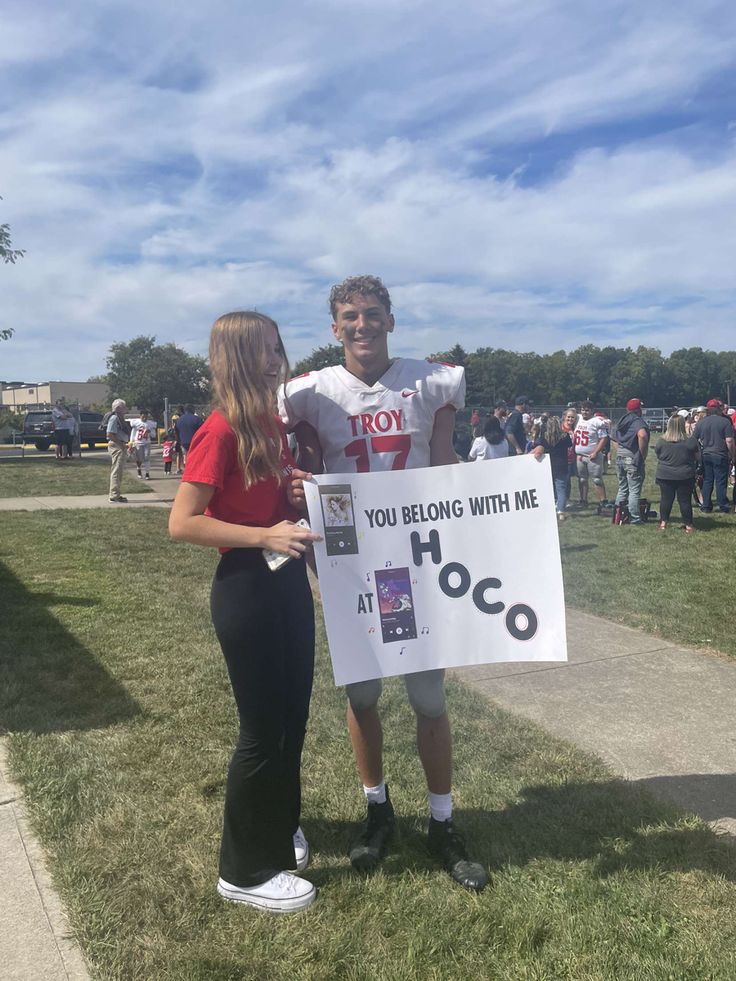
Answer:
[
  {"left": 346, "top": 677, "right": 382, "bottom": 713},
  {"left": 404, "top": 669, "right": 447, "bottom": 719}
]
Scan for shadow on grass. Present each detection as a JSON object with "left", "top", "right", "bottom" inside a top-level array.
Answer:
[
  {"left": 288, "top": 814, "right": 465, "bottom": 884},
  {"left": 0, "top": 560, "right": 140, "bottom": 734},
  {"left": 690, "top": 514, "right": 736, "bottom": 533},
  {"left": 488, "top": 779, "right": 736, "bottom": 881},
  {"left": 560, "top": 543, "right": 597, "bottom": 553},
  {"left": 298, "top": 779, "right": 736, "bottom": 887},
  {"left": 19, "top": 592, "right": 99, "bottom": 608},
  {"left": 635, "top": 772, "right": 736, "bottom": 828}
]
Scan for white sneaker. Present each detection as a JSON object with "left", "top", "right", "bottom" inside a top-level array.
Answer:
[
  {"left": 217, "top": 872, "right": 315, "bottom": 913},
  {"left": 293, "top": 826, "right": 309, "bottom": 872}
]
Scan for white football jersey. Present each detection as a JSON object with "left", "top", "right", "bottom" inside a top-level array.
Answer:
[
  {"left": 279, "top": 358, "right": 465, "bottom": 473},
  {"left": 573, "top": 415, "right": 609, "bottom": 456},
  {"left": 131, "top": 420, "right": 156, "bottom": 444}
]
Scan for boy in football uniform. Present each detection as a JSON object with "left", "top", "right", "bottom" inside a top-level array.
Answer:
[
  {"left": 280, "top": 275, "right": 487, "bottom": 892},
  {"left": 573, "top": 400, "right": 609, "bottom": 507},
  {"left": 129, "top": 410, "right": 156, "bottom": 479}
]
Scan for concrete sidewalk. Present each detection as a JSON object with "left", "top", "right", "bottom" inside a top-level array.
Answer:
[
  {"left": 0, "top": 493, "right": 173, "bottom": 511},
  {"left": 455, "top": 608, "right": 736, "bottom": 838},
  {"left": 0, "top": 743, "right": 89, "bottom": 980},
  {"left": 0, "top": 471, "right": 177, "bottom": 511}
]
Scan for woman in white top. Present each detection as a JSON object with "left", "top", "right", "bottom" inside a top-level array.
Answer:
[{"left": 468, "top": 415, "right": 509, "bottom": 461}]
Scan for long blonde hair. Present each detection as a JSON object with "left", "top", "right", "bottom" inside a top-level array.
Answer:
[
  {"left": 540, "top": 414, "right": 565, "bottom": 447},
  {"left": 662, "top": 415, "right": 686, "bottom": 442},
  {"left": 209, "top": 311, "right": 290, "bottom": 488}
]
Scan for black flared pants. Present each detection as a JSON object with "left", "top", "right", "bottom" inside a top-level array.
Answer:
[{"left": 210, "top": 548, "right": 315, "bottom": 887}]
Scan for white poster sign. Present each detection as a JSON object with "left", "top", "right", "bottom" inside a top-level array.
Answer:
[{"left": 304, "top": 455, "right": 568, "bottom": 687}]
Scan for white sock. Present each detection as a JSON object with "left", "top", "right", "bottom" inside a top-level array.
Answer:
[
  {"left": 363, "top": 781, "right": 386, "bottom": 805},
  {"left": 429, "top": 791, "right": 453, "bottom": 822}
]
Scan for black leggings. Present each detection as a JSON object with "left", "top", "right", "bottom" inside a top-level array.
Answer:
[
  {"left": 657, "top": 478, "right": 694, "bottom": 525},
  {"left": 210, "top": 548, "right": 315, "bottom": 887}
]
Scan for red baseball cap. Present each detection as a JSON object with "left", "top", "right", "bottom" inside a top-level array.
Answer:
[
  {"left": 706, "top": 398, "right": 722, "bottom": 409},
  {"left": 626, "top": 398, "right": 643, "bottom": 411}
]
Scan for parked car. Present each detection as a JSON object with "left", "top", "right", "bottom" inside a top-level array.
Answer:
[
  {"left": 21, "top": 410, "right": 56, "bottom": 451},
  {"left": 21, "top": 409, "right": 107, "bottom": 451},
  {"left": 642, "top": 408, "right": 667, "bottom": 433},
  {"left": 78, "top": 411, "right": 107, "bottom": 448}
]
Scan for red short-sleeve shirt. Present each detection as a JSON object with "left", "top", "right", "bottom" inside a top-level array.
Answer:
[{"left": 182, "top": 410, "right": 299, "bottom": 550}]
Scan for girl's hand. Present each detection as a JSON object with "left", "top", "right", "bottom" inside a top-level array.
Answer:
[
  {"left": 263, "top": 520, "right": 321, "bottom": 558},
  {"left": 287, "top": 469, "right": 312, "bottom": 511}
]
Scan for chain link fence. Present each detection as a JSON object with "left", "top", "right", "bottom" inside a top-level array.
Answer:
[{"left": 162, "top": 399, "right": 212, "bottom": 433}]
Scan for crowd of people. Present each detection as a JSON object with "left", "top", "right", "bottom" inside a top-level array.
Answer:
[
  {"left": 466, "top": 397, "right": 736, "bottom": 529},
  {"left": 104, "top": 402, "right": 203, "bottom": 502}
]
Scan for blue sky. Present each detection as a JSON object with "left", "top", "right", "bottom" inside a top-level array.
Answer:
[{"left": 1, "top": 0, "right": 736, "bottom": 383}]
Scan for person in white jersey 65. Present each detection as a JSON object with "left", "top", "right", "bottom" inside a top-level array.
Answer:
[
  {"left": 573, "top": 400, "right": 609, "bottom": 508},
  {"left": 280, "top": 275, "right": 488, "bottom": 892}
]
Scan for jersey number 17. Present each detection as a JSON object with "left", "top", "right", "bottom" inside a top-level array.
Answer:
[{"left": 345, "top": 435, "right": 411, "bottom": 472}]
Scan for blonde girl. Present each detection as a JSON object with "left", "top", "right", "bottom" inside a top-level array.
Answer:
[
  {"left": 532, "top": 414, "right": 574, "bottom": 519},
  {"left": 654, "top": 413, "right": 699, "bottom": 533},
  {"left": 169, "top": 312, "right": 320, "bottom": 913}
]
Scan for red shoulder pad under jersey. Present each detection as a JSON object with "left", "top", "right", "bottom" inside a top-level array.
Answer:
[{"left": 426, "top": 359, "right": 457, "bottom": 368}]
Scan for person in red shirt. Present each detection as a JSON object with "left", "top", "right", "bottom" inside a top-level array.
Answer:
[{"left": 169, "top": 311, "right": 321, "bottom": 914}]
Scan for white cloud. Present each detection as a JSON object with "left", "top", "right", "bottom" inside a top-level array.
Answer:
[
  {"left": 447, "top": 16, "right": 734, "bottom": 143},
  {"left": 1, "top": 0, "right": 736, "bottom": 381}
]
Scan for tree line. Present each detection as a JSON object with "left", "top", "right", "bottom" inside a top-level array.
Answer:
[
  {"left": 295, "top": 342, "right": 736, "bottom": 408},
  {"left": 8, "top": 331, "right": 734, "bottom": 421},
  {"left": 100, "top": 336, "right": 736, "bottom": 417}
]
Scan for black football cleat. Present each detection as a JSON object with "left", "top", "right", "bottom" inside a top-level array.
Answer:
[
  {"left": 349, "top": 786, "right": 395, "bottom": 873},
  {"left": 428, "top": 818, "right": 489, "bottom": 892}
]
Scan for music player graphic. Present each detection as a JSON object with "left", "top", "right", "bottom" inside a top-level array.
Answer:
[
  {"left": 374, "top": 566, "right": 417, "bottom": 644},
  {"left": 318, "top": 484, "right": 359, "bottom": 556}
]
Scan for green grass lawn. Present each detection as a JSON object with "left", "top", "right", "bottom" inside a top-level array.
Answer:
[
  {"left": 559, "top": 462, "right": 736, "bottom": 658},
  {"left": 0, "top": 458, "right": 153, "bottom": 497},
  {"left": 1, "top": 509, "right": 735, "bottom": 980}
]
